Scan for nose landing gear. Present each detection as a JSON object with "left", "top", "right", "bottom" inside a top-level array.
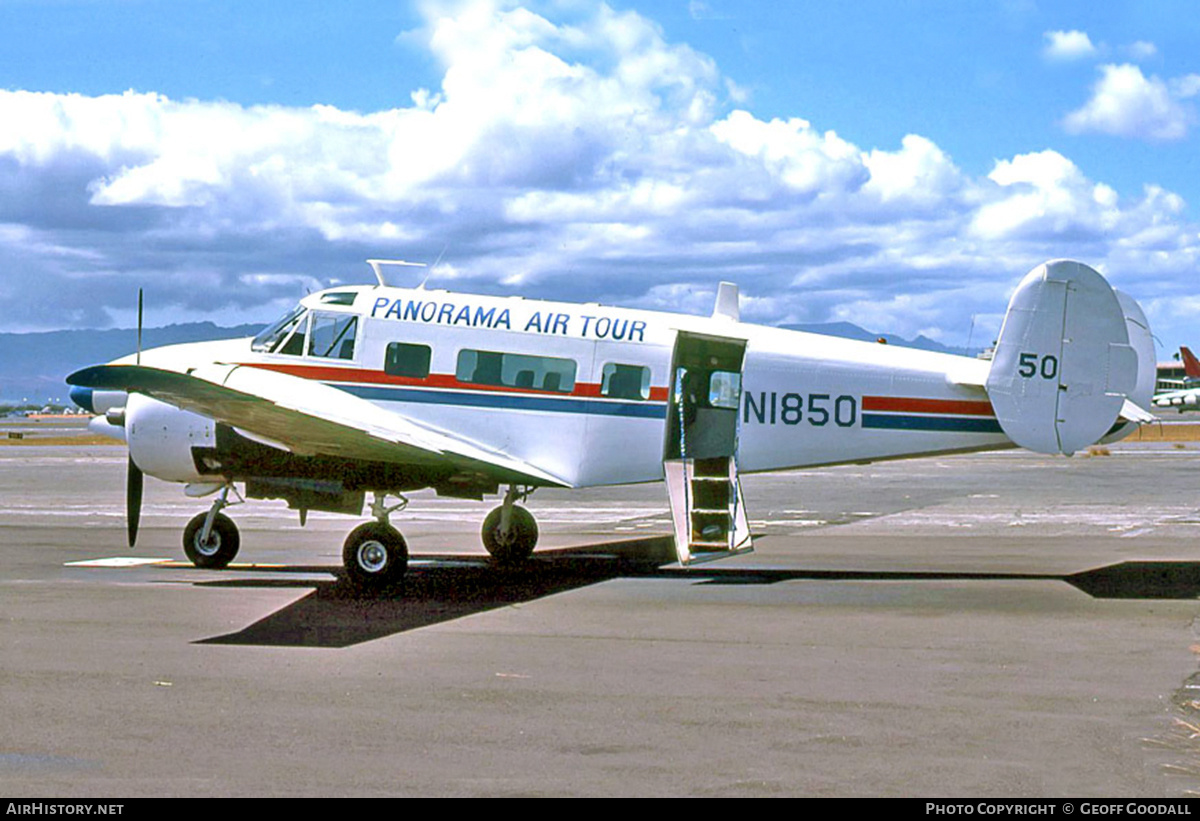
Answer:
[
  {"left": 481, "top": 485, "right": 539, "bottom": 564},
  {"left": 182, "top": 485, "right": 241, "bottom": 569}
]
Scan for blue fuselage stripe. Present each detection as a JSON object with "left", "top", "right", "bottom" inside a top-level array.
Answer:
[
  {"left": 336, "top": 383, "right": 669, "bottom": 419},
  {"left": 333, "top": 383, "right": 1000, "bottom": 430},
  {"left": 861, "top": 414, "right": 1003, "bottom": 434}
]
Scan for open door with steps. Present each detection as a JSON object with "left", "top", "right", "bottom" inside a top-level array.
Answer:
[{"left": 663, "top": 331, "right": 752, "bottom": 565}]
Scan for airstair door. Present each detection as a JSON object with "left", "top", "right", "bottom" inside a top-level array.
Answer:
[{"left": 663, "top": 332, "right": 751, "bottom": 565}]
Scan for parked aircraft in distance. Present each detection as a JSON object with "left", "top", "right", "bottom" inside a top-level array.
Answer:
[
  {"left": 68, "top": 259, "right": 1155, "bottom": 590},
  {"left": 1153, "top": 347, "right": 1200, "bottom": 411}
]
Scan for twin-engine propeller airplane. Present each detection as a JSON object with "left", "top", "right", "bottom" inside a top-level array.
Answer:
[{"left": 68, "top": 259, "right": 1155, "bottom": 590}]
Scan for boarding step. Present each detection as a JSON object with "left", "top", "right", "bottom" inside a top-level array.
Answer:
[{"left": 664, "top": 456, "right": 752, "bottom": 565}]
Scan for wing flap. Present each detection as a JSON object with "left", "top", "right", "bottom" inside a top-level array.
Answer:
[{"left": 67, "top": 363, "right": 570, "bottom": 487}]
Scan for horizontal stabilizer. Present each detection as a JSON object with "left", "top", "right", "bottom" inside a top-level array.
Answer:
[
  {"left": 1119, "top": 399, "right": 1155, "bottom": 425},
  {"left": 985, "top": 260, "right": 1139, "bottom": 455}
]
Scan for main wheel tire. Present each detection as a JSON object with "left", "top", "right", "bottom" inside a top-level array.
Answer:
[
  {"left": 182, "top": 512, "right": 240, "bottom": 569},
  {"left": 481, "top": 505, "right": 538, "bottom": 564},
  {"left": 342, "top": 522, "right": 408, "bottom": 590}
]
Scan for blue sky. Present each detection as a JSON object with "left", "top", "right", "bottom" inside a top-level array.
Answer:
[{"left": 1, "top": 0, "right": 1197, "bottom": 358}]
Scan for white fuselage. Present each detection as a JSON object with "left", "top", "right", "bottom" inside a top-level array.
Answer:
[{"left": 124, "top": 283, "right": 1008, "bottom": 489}]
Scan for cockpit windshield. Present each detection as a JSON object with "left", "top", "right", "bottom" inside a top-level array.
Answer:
[{"left": 251, "top": 304, "right": 307, "bottom": 353}]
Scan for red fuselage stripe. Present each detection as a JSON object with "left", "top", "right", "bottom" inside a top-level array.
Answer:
[
  {"left": 241, "top": 362, "right": 671, "bottom": 402},
  {"left": 862, "top": 396, "right": 995, "bottom": 416}
]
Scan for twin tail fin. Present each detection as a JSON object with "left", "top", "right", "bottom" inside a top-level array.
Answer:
[{"left": 983, "top": 260, "right": 1153, "bottom": 455}]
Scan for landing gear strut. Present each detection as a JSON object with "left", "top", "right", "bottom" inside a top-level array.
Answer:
[
  {"left": 482, "top": 485, "right": 539, "bottom": 563},
  {"left": 182, "top": 485, "right": 241, "bottom": 569},
  {"left": 342, "top": 492, "right": 408, "bottom": 590},
  {"left": 178, "top": 484, "right": 538, "bottom": 588}
]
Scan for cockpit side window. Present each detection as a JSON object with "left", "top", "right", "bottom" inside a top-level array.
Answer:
[
  {"left": 251, "top": 305, "right": 307, "bottom": 354},
  {"left": 279, "top": 324, "right": 307, "bottom": 356},
  {"left": 308, "top": 312, "right": 359, "bottom": 360}
]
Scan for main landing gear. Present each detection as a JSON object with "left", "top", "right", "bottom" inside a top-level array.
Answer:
[
  {"left": 342, "top": 493, "right": 409, "bottom": 590},
  {"left": 175, "top": 484, "right": 540, "bottom": 592}
]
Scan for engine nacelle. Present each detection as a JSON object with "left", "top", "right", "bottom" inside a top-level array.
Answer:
[
  {"left": 69, "top": 386, "right": 128, "bottom": 415},
  {"left": 127, "top": 394, "right": 222, "bottom": 483}
]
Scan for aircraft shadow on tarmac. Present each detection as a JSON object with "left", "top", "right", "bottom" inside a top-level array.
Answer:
[{"left": 192, "top": 537, "right": 1200, "bottom": 649}]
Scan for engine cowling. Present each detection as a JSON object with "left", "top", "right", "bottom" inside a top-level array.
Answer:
[
  {"left": 69, "top": 386, "right": 128, "bottom": 415},
  {"left": 126, "top": 393, "right": 222, "bottom": 483}
]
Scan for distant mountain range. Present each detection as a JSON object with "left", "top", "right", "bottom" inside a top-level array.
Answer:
[
  {"left": 0, "top": 323, "right": 261, "bottom": 404},
  {"left": 781, "top": 322, "right": 976, "bottom": 357},
  {"left": 1, "top": 321, "right": 975, "bottom": 404}
]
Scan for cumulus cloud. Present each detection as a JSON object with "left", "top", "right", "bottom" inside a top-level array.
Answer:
[
  {"left": 1043, "top": 30, "right": 1098, "bottom": 62},
  {"left": 1063, "top": 63, "right": 1197, "bottom": 140},
  {"left": 0, "top": 0, "right": 1196, "bottom": 352},
  {"left": 861, "top": 135, "right": 965, "bottom": 210},
  {"left": 972, "top": 150, "right": 1122, "bottom": 240},
  {"left": 709, "top": 111, "right": 869, "bottom": 198}
]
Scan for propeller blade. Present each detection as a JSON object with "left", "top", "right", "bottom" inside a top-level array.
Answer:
[
  {"left": 126, "top": 455, "right": 143, "bottom": 548},
  {"left": 136, "top": 288, "right": 143, "bottom": 366}
]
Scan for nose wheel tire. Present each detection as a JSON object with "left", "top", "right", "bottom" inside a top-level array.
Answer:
[
  {"left": 343, "top": 522, "right": 408, "bottom": 590},
  {"left": 481, "top": 504, "right": 538, "bottom": 563},
  {"left": 182, "top": 512, "right": 241, "bottom": 569}
]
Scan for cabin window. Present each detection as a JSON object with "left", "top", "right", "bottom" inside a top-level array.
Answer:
[
  {"left": 385, "top": 342, "right": 431, "bottom": 378},
  {"left": 708, "top": 370, "right": 742, "bottom": 410},
  {"left": 456, "top": 349, "right": 576, "bottom": 393},
  {"left": 308, "top": 312, "right": 358, "bottom": 360},
  {"left": 319, "top": 291, "right": 357, "bottom": 306},
  {"left": 600, "top": 363, "right": 650, "bottom": 400},
  {"left": 251, "top": 304, "right": 307, "bottom": 353}
]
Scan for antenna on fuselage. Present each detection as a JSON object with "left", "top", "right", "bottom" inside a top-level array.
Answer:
[
  {"left": 419, "top": 246, "right": 449, "bottom": 291},
  {"left": 366, "top": 259, "right": 426, "bottom": 287}
]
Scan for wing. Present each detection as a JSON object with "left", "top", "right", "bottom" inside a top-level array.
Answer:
[
  {"left": 67, "top": 363, "right": 570, "bottom": 488},
  {"left": 1152, "top": 388, "right": 1200, "bottom": 411}
]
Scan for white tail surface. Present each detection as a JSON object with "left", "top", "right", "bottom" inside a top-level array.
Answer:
[
  {"left": 1114, "top": 288, "right": 1156, "bottom": 411},
  {"left": 985, "top": 260, "right": 1138, "bottom": 455}
]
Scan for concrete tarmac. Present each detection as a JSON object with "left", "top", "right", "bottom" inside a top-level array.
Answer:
[{"left": 3, "top": 441, "right": 1200, "bottom": 796}]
